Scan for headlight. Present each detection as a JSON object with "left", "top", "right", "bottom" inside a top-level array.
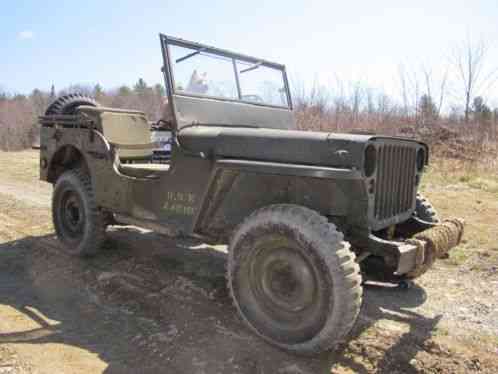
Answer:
[
  {"left": 364, "top": 144, "right": 376, "bottom": 177},
  {"left": 416, "top": 148, "right": 425, "bottom": 172}
]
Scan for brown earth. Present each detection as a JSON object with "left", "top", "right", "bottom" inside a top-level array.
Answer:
[{"left": 0, "top": 150, "right": 497, "bottom": 373}]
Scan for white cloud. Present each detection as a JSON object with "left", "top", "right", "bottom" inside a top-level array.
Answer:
[{"left": 18, "top": 31, "right": 34, "bottom": 40}]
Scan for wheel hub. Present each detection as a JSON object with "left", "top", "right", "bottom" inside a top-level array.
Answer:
[
  {"left": 259, "top": 250, "right": 316, "bottom": 312},
  {"left": 234, "top": 234, "right": 329, "bottom": 344},
  {"left": 60, "top": 191, "right": 85, "bottom": 238}
]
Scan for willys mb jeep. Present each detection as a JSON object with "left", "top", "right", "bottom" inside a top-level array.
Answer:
[{"left": 38, "top": 34, "right": 464, "bottom": 354}]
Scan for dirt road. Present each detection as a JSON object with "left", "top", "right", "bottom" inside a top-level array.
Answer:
[{"left": 0, "top": 151, "right": 497, "bottom": 373}]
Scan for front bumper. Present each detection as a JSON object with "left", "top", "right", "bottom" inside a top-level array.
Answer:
[
  {"left": 358, "top": 218, "right": 465, "bottom": 278},
  {"left": 402, "top": 218, "right": 465, "bottom": 278}
]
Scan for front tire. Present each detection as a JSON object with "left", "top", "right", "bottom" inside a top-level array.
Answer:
[
  {"left": 227, "top": 204, "right": 362, "bottom": 354},
  {"left": 52, "top": 169, "right": 105, "bottom": 257},
  {"left": 404, "top": 194, "right": 441, "bottom": 278},
  {"left": 414, "top": 194, "right": 440, "bottom": 223}
]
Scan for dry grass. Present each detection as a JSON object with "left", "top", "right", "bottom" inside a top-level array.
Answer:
[
  {"left": 422, "top": 157, "right": 498, "bottom": 195},
  {"left": 421, "top": 157, "right": 498, "bottom": 267},
  {"left": 0, "top": 150, "right": 40, "bottom": 183}
]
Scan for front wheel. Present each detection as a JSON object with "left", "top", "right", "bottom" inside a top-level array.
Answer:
[
  {"left": 414, "top": 194, "right": 440, "bottom": 223},
  {"left": 404, "top": 194, "right": 441, "bottom": 278},
  {"left": 227, "top": 204, "right": 362, "bottom": 355},
  {"left": 52, "top": 169, "right": 106, "bottom": 257}
]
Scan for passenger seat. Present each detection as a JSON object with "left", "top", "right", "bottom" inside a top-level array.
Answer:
[
  {"left": 77, "top": 106, "right": 170, "bottom": 178},
  {"left": 78, "top": 106, "right": 154, "bottom": 162}
]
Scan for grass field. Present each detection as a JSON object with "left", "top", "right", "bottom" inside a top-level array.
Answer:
[{"left": 421, "top": 158, "right": 498, "bottom": 267}]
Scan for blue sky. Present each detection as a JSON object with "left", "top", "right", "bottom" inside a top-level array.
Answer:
[{"left": 2, "top": 0, "right": 498, "bottom": 108}]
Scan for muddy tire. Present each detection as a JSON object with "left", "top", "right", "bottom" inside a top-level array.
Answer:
[
  {"left": 45, "top": 93, "right": 98, "bottom": 116},
  {"left": 227, "top": 204, "right": 362, "bottom": 355},
  {"left": 52, "top": 169, "right": 105, "bottom": 257},
  {"left": 414, "top": 194, "right": 440, "bottom": 223}
]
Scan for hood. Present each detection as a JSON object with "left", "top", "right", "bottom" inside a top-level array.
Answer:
[{"left": 178, "top": 125, "right": 425, "bottom": 170}]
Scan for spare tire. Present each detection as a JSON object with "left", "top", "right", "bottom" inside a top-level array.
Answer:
[{"left": 45, "top": 93, "right": 99, "bottom": 116}]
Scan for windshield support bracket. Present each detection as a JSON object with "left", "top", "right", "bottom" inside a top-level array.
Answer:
[
  {"left": 176, "top": 47, "right": 207, "bottom": 64},
  {"left": 239, "top": 61, "right": 262, "bottom": 74}
]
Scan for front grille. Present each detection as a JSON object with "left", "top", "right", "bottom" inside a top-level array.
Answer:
[{"left": 374, "top": 143, "right": 417, "bottom": 221}]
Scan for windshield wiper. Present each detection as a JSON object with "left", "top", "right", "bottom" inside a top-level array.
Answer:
[
  {"left": 176, "top": 48, "right": 206, "bottom": 63},
  {"left": 239, "top": 61, "right": 262, "bottom": 74}
]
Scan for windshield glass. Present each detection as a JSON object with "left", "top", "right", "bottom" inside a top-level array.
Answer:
[
  {"left": 169, "top": 45, "right": 239, "bottom": 99},
  {"left": 168, "top": 43, "right": 290, "bottom": 108},
  {"left": 237, "top": 60, "right": 289, "bottom": 107}
]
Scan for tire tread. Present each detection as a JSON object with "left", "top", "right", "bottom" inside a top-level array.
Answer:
[
  {"left": 45, "top": 93, "right": 98, "bottom": 116},
  {"left": 52, "top": 168, "right": 105, "bottom": 257},
  {"left": 227, "top": 204, "right": 363, "bottom": 355}
]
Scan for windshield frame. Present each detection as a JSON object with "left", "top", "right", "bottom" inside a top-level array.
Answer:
[{"left": 159, "top": 34, "right": 293, "bottom": 111}]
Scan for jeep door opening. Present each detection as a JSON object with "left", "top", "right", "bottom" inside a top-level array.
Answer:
[{"left": 38, "top": 34, "right": 464, "bottom": 354}]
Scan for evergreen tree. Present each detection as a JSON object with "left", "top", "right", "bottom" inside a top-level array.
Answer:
[
  {"left": 13, "top": 94, "right": 27, "bottom": 101},
  {"left": 154, "top": 83, "right": 165, "bottom": 97},
  {"left": 93, "top": 84, "right": 104, "bottom": 100},
  {"left": 419, "top": 94, "right": 437, "bottom": 123},
  {"left": 472, "top": 96, "right": 492, "bottom": 123},
  {"left": 118, "top": 85, "right": 132, "bottom": 96},
  {"left": 30, "top": 89, "right": 49, "bottom": 115},
  {"left": 134, "top": 78, "right": 148, "bottom": 93}
]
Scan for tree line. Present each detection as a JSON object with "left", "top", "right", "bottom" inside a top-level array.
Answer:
[
  {"left": 0, "top": 36, "right": 497, "bottom": 153},
  {"left": 0, "top": 79, "right": 165, "bottom": 150},
  {"left": 0, "top": 77, "right": 496, "bottom": 152}
]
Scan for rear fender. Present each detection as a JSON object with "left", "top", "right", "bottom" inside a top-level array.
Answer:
[{"left": 46, "top": 145, "right": 89, "bottom": 183}]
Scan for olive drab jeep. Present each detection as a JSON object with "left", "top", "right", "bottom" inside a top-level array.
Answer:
[{"left": 38, "top": 34, "right": 465, "bottom": 354}]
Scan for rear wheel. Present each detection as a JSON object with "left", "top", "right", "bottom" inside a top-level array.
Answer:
[
  {"left": 228, "top": 204, "right": 362, "bottom": 354},
  {"left": 52, "top": 169, "right": 105, "bottom": 257}
]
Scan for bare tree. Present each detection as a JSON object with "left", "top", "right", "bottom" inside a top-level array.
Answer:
[
  {"left": 450, "top": 37, "right": 498, "bottom": 123},
  {"left": 398, "top": 64, "right": 422, "bottom": 122},
  {"left": 421, "top": 64, "right": 448, "bottom": 119},
  {"left": 398, "top": 64, "right": 410, "bottom": 117},
  {"left": 349, "top": 81, "right": 364, "bottom": 124}
]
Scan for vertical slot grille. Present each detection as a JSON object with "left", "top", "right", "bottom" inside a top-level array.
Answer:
[{"left": 374, "top": 144, "right": 417, "bottom": 221}]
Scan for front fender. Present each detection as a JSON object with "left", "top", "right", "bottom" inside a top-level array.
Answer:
[{"left": 192, "top": 159, "right": 365, "bottom": 242}]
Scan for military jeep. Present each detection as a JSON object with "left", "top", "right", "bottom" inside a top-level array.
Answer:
[{"left": 38, "top": 34, "right": 464, "bottom": 354}]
